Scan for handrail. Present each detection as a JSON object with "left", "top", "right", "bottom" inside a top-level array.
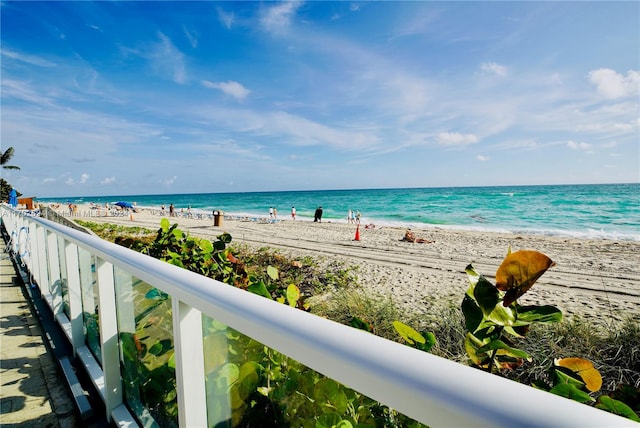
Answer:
[{"left": 0, "top": 205, "right": 634, "bottom": 428}]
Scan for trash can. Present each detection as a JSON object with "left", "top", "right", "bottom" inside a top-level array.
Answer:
[{"left": 213, "top": 210, "right": 224, "bottom": 227}]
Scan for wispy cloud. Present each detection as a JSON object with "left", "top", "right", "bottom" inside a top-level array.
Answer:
[
  {"left": 567, "top": 140, "right": 591, "bottom": 150},
  {"left": 480, "top": 62, "right": 508, "bottom": 77},
  {"left": 217, "top": 7, "right": 234, "bottom": 29},
  {"left": 436, "top": 132, "right": 479, "bottom": 146},
  {"left": 202, "top": 80, "right": 251, "bottom": 101},
  {"left": 148, "top": 32, "right": 187, "bottom": 84},
  {"left": 260, "top": 1, "right": 303, "bottom": 34},
  {"left": 1, "top": 48, "right": 57, "bottom": 67}
]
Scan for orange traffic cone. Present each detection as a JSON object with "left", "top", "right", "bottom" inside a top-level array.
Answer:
[{"left": 354, "top": 224, "right": 360, "bottom": 241}]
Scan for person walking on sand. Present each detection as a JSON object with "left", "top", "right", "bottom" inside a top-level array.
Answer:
[
  {"left": 356, "top": 210, "right": 361, "bottom": 224},
  {"left": 291, "top": 206, "right": 296, "bottom": 220},
  {"left": 269, "top": 207, "right": 274, "bottom": 219},
  {"left": 273, "top": 207, "right": 277, "bottom": 219},
  {"left": 169, "top": 203, "right": 175, "bottom": 217},
  {"left": 347, "top": 209, "right": 353, "bottom": 224}
]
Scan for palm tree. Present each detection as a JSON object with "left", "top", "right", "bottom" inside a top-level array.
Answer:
[{"left": 1, "top": 147, "right": 20, "bottom": 170}]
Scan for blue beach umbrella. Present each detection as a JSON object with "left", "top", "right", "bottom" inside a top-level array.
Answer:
[
  {"left": 114, "top": 201, "right": 134, "bottom": 209},
  {"left": 8, "top": 189, "right": 17, "bottom": 207}
]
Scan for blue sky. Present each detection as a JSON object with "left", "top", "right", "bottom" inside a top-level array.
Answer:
[{"left": 1, "top": 1, "right": 639, "bottom": 198}]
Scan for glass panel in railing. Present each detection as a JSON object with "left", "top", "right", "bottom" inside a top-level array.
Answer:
[
  {"left": 113, "top": 267, "right": 177, "bottom": 427},
  {"left": 78, "top": 247, "right": 101, "bottom": 363},
  {"left": 201, "top": 315, "right": 426, "bottom": 428},
  {"left": 57, "top": 235, "right": 70, "bottom": 317}
]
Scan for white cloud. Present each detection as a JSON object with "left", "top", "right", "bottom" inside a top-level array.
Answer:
[
  {"left": 217, "top": 7, "right": 234, "bottom": 29},
  {"left": 80, "top": 173, "right": 89, "bottom": 183},
  {"left": 150, "top": 32, "right": 187, "bottom": 84},
  {"left": 1, "top": 49, "right": 57, "bottom": 67},
  {"left": 101, "top": 176, "right": 116, "bottom": 185},
  {"left": 480, "top": 62, "right": 508, "bottom": 77},
  {"left": 436, "top": 132, "right": 478, "bottom": 146},
  {"left": 43, "top": 178, "right": 56, "bottom": 184},
  {"left": 567, "top": 140, "right": 591, "bottom": 150},
  {"left": 65, "top": 178, "right": 75, "bottom": 185},
  {"left": 260, "top": 1, "right": 302, "bottom": 34},
  {"left": 588, "top": 69, "right": 640, "bottom": 99},
  {"left": 162, "top": 176, "right": 177, "bottom": 186},
  {"left": 477, "top": 155, "right": 490, "bottom": 161},
  {"left": 202, "top": 80, "right": 251, "bottom": 101}
]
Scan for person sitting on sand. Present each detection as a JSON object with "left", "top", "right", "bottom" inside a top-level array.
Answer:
[{"left": 400, "top": 229, "right": 433, "bottom": 244}]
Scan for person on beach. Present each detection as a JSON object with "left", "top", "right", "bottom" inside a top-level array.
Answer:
[
  {"left": 356, "top": 210, "right": 361, "bottom": 224},
  {"left": 314, "top": 206, "right": 323, "bottom": 222},
  {"left": 291, "top": 206, "right": 296, "bottom": 220},
  {"left": 169, "top": 203, "right": 175, "bottom": 217},
  {"left": 269, "top": 207, "right": 274, "bottom": 218},
  {"left": 347, "top": 209, "right": 353, "bottom": 224},
  {"left": 273, "top": 207, "right": 277, "bottom": 219}
]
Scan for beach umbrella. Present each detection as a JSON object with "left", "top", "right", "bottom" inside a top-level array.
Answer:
[
  {"left": 8, "top": 189, "right": 17, "bottom": 207},
  {"left": 114, "top": 201, "right": 134, "bottom": 209}
]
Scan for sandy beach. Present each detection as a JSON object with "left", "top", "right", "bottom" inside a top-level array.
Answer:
[{"left": 53, "top": 205, "right": 640, "bottom": 326}]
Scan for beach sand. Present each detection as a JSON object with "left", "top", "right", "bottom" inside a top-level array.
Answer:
[{"left": 56, "top": 205, "right": 640, "bottom": 326}]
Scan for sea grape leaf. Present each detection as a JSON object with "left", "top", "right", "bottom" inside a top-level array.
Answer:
[
  {"left": 393, "top": 321, "right": 425, "bottom": 345},
  {"left": 160, "top": 218, "right": 170, "bottom": 233},
  {"left": 461, "top": 294, "right": 483, "bottom": 333},
  {"left": 514, "top": 305, "right": 563, "bottom": 325},
  {"left": 495, "top": 250, "right": 555, "bottom": 306},
  {"left": 314, "top": 378, "right": 348, "bottom": 414},
  {"left": 267, "top": 265, "right": 278, "bottom": 280},
  {"left": 199, "top": 239, "right": 213, "bottom": 254},
  {"left": 549, "top": 383, "right": 594, "bottom": 403},
  {"left": 556, "top": 358, "right": 602, "bottom": 392},
  {"left": 596, "top": 396, "right": 640, "bottom": 422},
  {"left": 464, "top": 264, "right": 481, "bottom": 297},
  {"left": 473, "top": 275, "right": 500, "bottom": 315},
  {"left": 464, "top": 332, "right": 490, "bottom": 367},
  {"left": 476, "top": 339, "right": 530, "bottom": 361},
  {"left": 286, "top": 284, "right": 300, "bottom": 307},
  {"left": 247, "top": 281, "right": 272, "bottom": 299}
]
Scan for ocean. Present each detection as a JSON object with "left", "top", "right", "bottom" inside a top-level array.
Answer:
[{"left": 38, "top": 183, "right": 640, "bottom": 241}]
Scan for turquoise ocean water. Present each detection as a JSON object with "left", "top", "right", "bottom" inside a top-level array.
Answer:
[{"left": 39, "top": 183, "right": 639, "bottom": 241}]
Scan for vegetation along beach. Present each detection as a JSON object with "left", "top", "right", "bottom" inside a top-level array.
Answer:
[{"left": 42, "top": 183, "right": 640, "bottom": 326}]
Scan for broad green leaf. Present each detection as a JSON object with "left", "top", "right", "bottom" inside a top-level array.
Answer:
[
  {"left": 160, "top": 218, "right": 170, "bottom": 232},
  {"left": 316, "top": 413, "right": 342, "bottom": 428},
  {"left": 486, "top": 302, "right": 516, "bottom": 326},
  {"left": 314, "top": 378, "right": 348, "bottom": 414},
  {"left": 465, "top": 264, "right": 480, "bottom": 297},
  {"left": 172, "top": 228, "right": 183, "bottom": 240},
  {"left": 556, "top": 358, "right": 602, "bottom": 392},
  {"left": 199, "top": 239, "right": 213, "bottom": 253},
  {"left": 473, "top": 275, "right": 500, "bottom": 316},
  {"left": 267, "top": 265, "right": 278, "bottom": 280},
  {"left": 596, "top": 396, "right": 640, "bottom": 422},
  {"left": 476, "top": 339, "right": 530, "bottom": 360},
  {"left": 464, "top": 332, "right": 491, "bottom": 367},
  {"left": 552, "top": 366, "right": 587, "bottom": 390},
  {"left": 495, "top": 250, "right": 555, "bottom": 306},
  {"left": 549, "top": 383, "right": 594, "bottom": 403},
  {"left": 247, "top": 281, "right": 272, "bottom": 299},
  {"left": 461, "top": 294, "right": 483, "bottom": 333},
  {"left": 286, "top": 284, "right": 300, "bottom": 307},
  {"left": 418, "top": 331, "right": 437, "bottom": 352},
  {"left": 393, "top": 321, "right": 425, "bottom": 345},
  {"left": 515, "top": 305, "right": 563, "bottom": 325}
]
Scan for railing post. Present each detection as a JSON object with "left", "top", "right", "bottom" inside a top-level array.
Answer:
[
  {"left": 95, "top": 258, "right": 122, "bottom": 422},
  {"left": 35, "top": 224, "right": 49, "bottom": 291},
  {"left": 172, "top": 299, "right": 207, "bottom": 427},
  {"left": 64, "top": 240, "right": 84, "bottom": 355},
  {"left": 47, "top": 229, "right": 63, "bottom": 315}
]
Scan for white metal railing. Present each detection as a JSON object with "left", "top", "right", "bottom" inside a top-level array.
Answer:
[{"left": 0, "top": 205, "right": 634, "bottom": 428}]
